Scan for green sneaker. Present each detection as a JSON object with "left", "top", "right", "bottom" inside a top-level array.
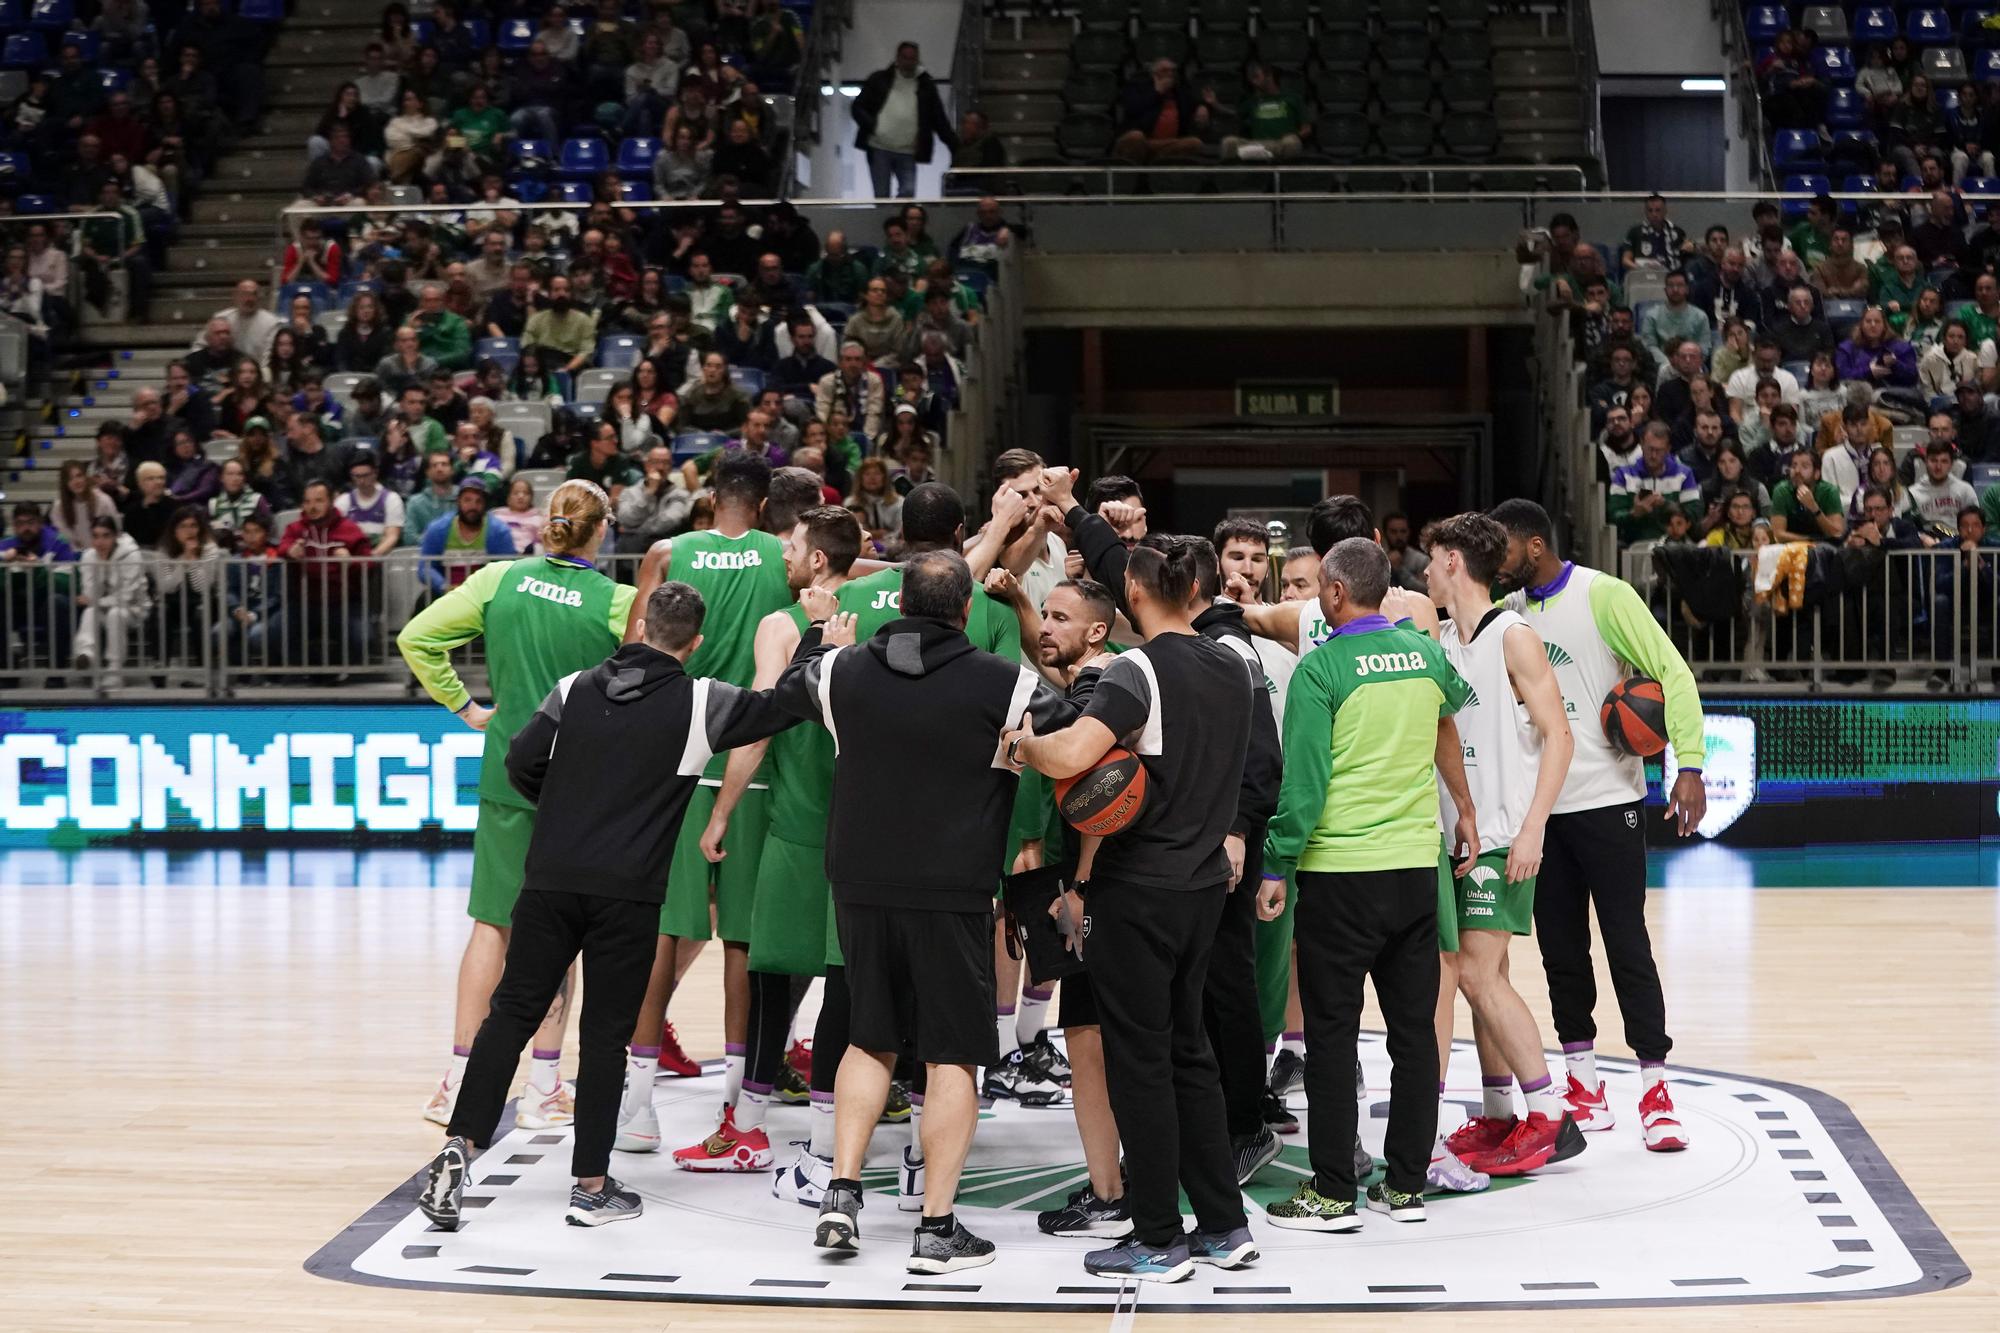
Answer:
[
  {"left": 1264, "top": 1180, "right": 1362, "bottom": 1233},
  {"left": 1365, "top": 1182, "right": 1426, "bottom": 1223},
  {"left": 879, "top": 1080, "right": 912, "bottom": 1124}
]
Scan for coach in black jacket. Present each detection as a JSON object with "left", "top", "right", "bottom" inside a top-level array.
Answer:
[
  {"left": 774, "top": 548, "right": 1070, "bottom": 1268},
  {"left": 418, "top": 580, "right": 802, "bottom": 1234}
]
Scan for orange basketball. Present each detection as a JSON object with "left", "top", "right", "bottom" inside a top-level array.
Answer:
[
  {"left": 1054, "top": 747, "right": 1148, "bottom": 836},
  {"left": 1601, "top": 675, "right": 1669, "bottom": 757}
]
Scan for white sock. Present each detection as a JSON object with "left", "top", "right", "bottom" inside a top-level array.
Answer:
[
  {"left": 723, "top": 1043, "right": 746, "bottom": 1111},
  {"left": 447, "top": 1051, "right": 468, "bottom": 1087},
  {"left": 995, "top": 1007, "right": 1020, "bottom": 1061},
  {"left": 737, "top": 1082, "right": 770, "bottom": 1132},
  {"left": 622, "top": 1055, "right": 656, "bottom": 1114},
  {"left": 809, "top": 1095, "right": 836, "bottom": 1157},
  {"left": 1564, "top": 1044, "right": 1598, "bottom": 1090},
  {"left": 1015, "top": 987, "right": 1052, "bottom": 1045},
  {"left": 907, "top": 1092, "right": 925, "bottom": 1161},
  {"left": 1522, "top": 1072, "right": 1565, "bottom": 1119},
  {"left": 529, "top": 1052, "right": 561, "bottom": 1091},
  {"left": 1482, "top": 1076, "right": 1515, "bottom": 1120},
  {"left": 1280, "top": 1031, "right": 1305, "bottom": 1059}
]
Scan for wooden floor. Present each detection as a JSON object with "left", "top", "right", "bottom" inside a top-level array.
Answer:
[{"left": 3, "top": 876, "right": 1995, "bottom": 1331}]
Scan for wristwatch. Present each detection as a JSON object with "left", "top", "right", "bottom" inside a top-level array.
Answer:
[{"left": 1006, "top": 735, "right": 1025, "bottom": 767}]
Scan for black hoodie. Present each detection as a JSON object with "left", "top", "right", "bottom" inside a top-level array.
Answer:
[
  {"left": 774, "top": 615, "right": 1073, "bottom": 913},
  {"left": 506, "top": 641, "right": 800, "bottom": 903}
]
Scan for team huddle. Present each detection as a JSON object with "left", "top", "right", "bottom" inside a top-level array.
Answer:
[{"left": 391, "top": 451, "right": 1709, "bottom": 1282}]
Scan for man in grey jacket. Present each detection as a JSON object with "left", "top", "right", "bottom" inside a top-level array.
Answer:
[{"left": 615, "top": 442, "right": 695, "bottom": 552}]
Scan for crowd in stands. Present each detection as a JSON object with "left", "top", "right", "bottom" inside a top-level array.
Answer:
[{"left": 1534, "top": 188, "right": 2000, "bottom": 683}]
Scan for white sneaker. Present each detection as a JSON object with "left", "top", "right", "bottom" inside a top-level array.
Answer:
[
  {"left": 422, "top": 1073, "right": 459, "bottom": 1127},
  {"left": 1426, "top": 1138, "right": 1491, "bottom": 1193},
  {"left": 615, "top": 1090, "right": 661, "bottom": 1153},
  {"left": 515, "top": 1079, "right": 576, "bottom": 1130},
  {"left": 772, "top": 1145, "right": 833, "bottom": 1206},
  {"left": 897, "top": 1145, "right": 926, "bottom": 1213}
]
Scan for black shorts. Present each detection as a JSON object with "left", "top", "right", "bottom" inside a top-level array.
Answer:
[
  {"left": 1059, "top": 970, "right": 1097, "bottom": 1028},
  {"left": 835, "top": 900, "right": 997, "bottom": 1068}
]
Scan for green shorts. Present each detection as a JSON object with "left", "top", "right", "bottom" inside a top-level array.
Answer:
[
  {"left": 468, "top": 798, "right": 536, "bottom": 926},
  {"left": 1436, "top": 839, "right": 1459, "bottom": 955},
  {"left": 659, "top": 786, "right": 771, "bottom": 942},
  {"left": 1455, "top": 848, "right": 1535, "bottom": 936},
  {"left": 747, "top": 833, "right": 830, "bottom": 977},
  {"left": 1254, "top": 873, "right": 1297, "bottom": 1044}
]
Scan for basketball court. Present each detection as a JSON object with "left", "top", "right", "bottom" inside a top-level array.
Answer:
[{"left": 3, "top": 847, "right": 1991, "bottom": 1329}]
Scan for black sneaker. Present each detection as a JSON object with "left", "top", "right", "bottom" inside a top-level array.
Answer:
[
  {"left": 1261, "top": 1090, "right": 1299, "bottom": 1134},
  {"left": 1231, "top": 1126, "right": 1281, "bottom": 1185},
  {"left": 565, "top": 1176, "right": 643, "bottom": 1227},
  {"left": 815, "top": 1183, "right": 863, "bottom": 1253},
  {"left": 981, "top": 1055, "right": 1019, "bottom": 1102},
  {"left": 1084, "top": 1234, "right": 1195, "bottom": 1282},
  {"left": 880, "top": 1080, "right": 912, "bottom": 1124},
  {"left": 1022, "top": 1032, "right": 1072, "bottom": 1086},
  {"left": 1037, "top": 1184, "right": 1133, "bottom": 1237},
  {"left": 986, "top": 1049, "right": 1064, "bottom": 1106},
  {"left": 774, "top": 1062, "right": 811, "bottom": 1105},
  {"left": 1353, "top": 1135, "right": 1375, "bottom": 1183},
  {"left": 1365, "top": 1181, "right": 1425, "bottom": 1223},
  {"left": 1267, "top": 1048, "right": 1304, "bottom": 1098},
  {"left": 907, "top": 1218, "right": 998, "bottom": 1273},
  {"left": 1187, "top": 1224, "right": 1260, "bottom": 1268},
  {"left": 419, "top": 1136, "right": 469, "bottom": 1231}
]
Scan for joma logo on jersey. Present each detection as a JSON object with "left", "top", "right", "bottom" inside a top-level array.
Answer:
[
  {"left": 870, "top": 589, "right": 900, "bottom": 610},
  {"left": 514, "top": 575, "right": 583, "bottom": 607},
  {"left": 690, "top": 549, "right": 764, "bottom": 571},
  {"left": 1352, "top": 650, "right": 1424, "bottom": 677}
]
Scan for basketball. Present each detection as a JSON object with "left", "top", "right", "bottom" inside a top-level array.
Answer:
[
  {"left": 1601, "top": 675, "right": 1669, "bottom": 757},
  {"left": 1054, "top": 747, "right": 1148, "bottom": 836}
]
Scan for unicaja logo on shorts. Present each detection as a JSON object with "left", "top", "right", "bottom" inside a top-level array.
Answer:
[
  {"left": 1465, "top": 865, "right": 1501, "bottom": 902},
  {"left": 1351, "top": 650, "right": 1425, "bottom": 677},
  {"left": 690, "top": 549, "right": 764, "bottom": 570},
  {"left": 514, "top": 574, "right": 583, "bottom": 607}
]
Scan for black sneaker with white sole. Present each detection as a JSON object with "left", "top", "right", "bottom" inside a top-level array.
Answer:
[
  {"left": 1365, "top": 1181, "right": 1425, "bottom": 1222},
  {"left": 1261, "top": 1089, "right": 1299, "bottom": 1134},
  {"left": 1187, "top": 1225, "right": 1260, "bottom": 1268},
  {"left": 1036, "top": 1184, "right": 1134, "bottom": 1237},
  {"left": 565, "top": 1177, "right": 643, "bottom": 1227},
  {"left": 1021, "top": 1033, "right": 1072, "bottom": 1086},
  {"left": 1231, "top": 1126, "right": 1282, "bottom": 1185},
  {"left": 419, "top": 1136, "right": 469, "bottom": 1231},
  {"left": 814, "top": 1183, "right": 863, "bottom": 1254},
  {"left": 983, "top": 1049, "right": 1064, "bottom": 1106},
  {"left": 1267, "top": 1048, "right": 1304, "bottom": 1098},
  {"left": 907, "top": 1217, "right": 997, "bottom": 1273}
]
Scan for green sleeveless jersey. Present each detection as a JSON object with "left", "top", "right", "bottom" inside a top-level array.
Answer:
[
  {"left": 766, "top": 602, "right": 837, "bottom": 845},
  {"left": 668, "top": 526, "right": 793, "bottom": 779},
  {"left": 837, "top": 565, "right": 1022, "bottom": 659},
  {"left": 397, "top": 555, "right": 635, "bottom": 809}
]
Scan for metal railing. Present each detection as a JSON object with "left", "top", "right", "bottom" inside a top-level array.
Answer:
[
  {"left": 1621, "top": 542, "right": 2000, "bottom": 689},
  {"left": 1714, "top": 0, "right": 1777, "bottom": 189},
  {"left": 1567, "top": 0, "right": 1607, "bottom": 186},
  {"left": 950, "top": 0, "right": 985, "bottom": 133},
  {"left": 1533, "top": 285, "right": 1612, "bottom": 575},
  {"left": 941, "top": 162, "right": 1595, "bottom": 196},
  {"left": 779, "top": 0, "right": 854, "bottom": 198}
]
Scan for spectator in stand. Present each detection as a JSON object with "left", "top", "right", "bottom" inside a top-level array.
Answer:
[
  {"left": 911, "top": 283, "right": 973, "bottom": 361},
  {"left": 1811, "top": 224, "right": 1871, "bottom": 300},
  {"left": 727, "top": 407, "right": 789, "bottom": 467},
  {"left": 661, "top": 80, "right": 717, "bottom": 155},
  {"left": 125, "top": 386, "right": 173, "bottom": 468},
  {"left": 72, "top": 516, "right": 148, "bottom": 685},
  {"left": 1837, "top": 306, "right": 1918, "bottom": 392},
  {"left": 94, "top": 426, "right": 134, "bottom": 509},
  {"left": 1638, "top": 270, "right": 1711, "bottom": 359},
  {"left": 1596, "top": 403, "right": 1639, "bottom": 479},
  {"left": 231, "top": 420, "right": 289, "bottom": 507},
  {"left": 1221, "top": 62, "right": 1308, "bottom": 161},
  {"left": 1787, "top": 195, "right": 1837, "bottom": 271},
  {"left": 1770, "top": 446, "right": 1847, "bottom": 543},
  {"left": 1759, "top": 251, "right": 1823, "bottom": 332},
  {"left": 1585, "top": 304, "right": 1656, "bottom": 383},
  {"left": 1679, "top": 409, "right": 1732, "bottom": 487},
  {"left": 614, "top": 442, "right": 695, "bottom": 552},
  {"left": 1114, "top": 57, "right": 1206, "bottom": 165},
  {"left": 1698, "top": 445, "right": 1772, "bottom": 531},
  {"left": 495, "top": 476, "right": 548, "bottom": 556},
  {"left": 336, "top": 451, "right": 407, "bottom": 557},
  {"left": 414, "top": 282, "right": 473, "bottom": 372},
  {"left": 481, "top": 263, "right": 537, "bottom": 340},
  {"left": 122, "top": 460, "right": 176, "bottom": 549},
  {"left": 807, "top": 230, "right": 870, "bottom": 304},
  {"left": 343, "top": 378, "right": 393, "bottom": 445},
  {"left": 852, "top": 40, "right": 955, "bottom": 197},
  {"left": 653, "top": 121, "right": 713, "bottom": 199},
  {"left": 403, "top": 451, "right": 458, "bottom": 545},
  {"left": 1669, "top": 375, "right": 1734, "bottom": 454},
  {"left": 1621, "top": 193, "right": 1694, "bottom": 273},
  {"left": 417, "top": 474, "right": 517, "bottom": 594},
  {"left": 816, "top": 340, "right": 887, "bottom": 438},
  {"left": 1954, "top": 380, "right": 2000, "bottom": 460},
  {"left": 165, "top": 429, "right": 221, "bottom": 507},
  {"left": 508, "top": 39, "right": 575, "bottom": 145},
  {"left": 1818, "top": 404, "right": 1882, "bottom": 508},
  {"left": 212, "top": 359, "right": 274, "bottom": 439},
  {"left": 1765, "top": 284, "right": 1834, "bottom": 369},
  {"left": 950, "top": 197, "right": 1018, "bottom": 272},
  {"left": 1734, "top": 375, "right": 1787, "bottom": 454},
  {"left": 624, "top": 29, "right": 681, "bottom": 134},
  {"left": 1710, "top": 317, "right": 1753, "bottom": 387},
  {"left": 565, "top": 421, "right": 642, "bottom": 501},
  {"left": 0, "top": 501, "right": 79, "bottom": 664},
  {"left": 1904, "top": 287, "right": 1947, "bottom": 356},
  {"left": 334, "top": 290, "right": 391, "bottom": 373},
  {"left": 278, "top": 415, "right": 353, "bottom": 503},
  {"left": 523, "top": 274, "right": 599, "bottom": 374},
  {"left": 374, "top": 325, "right": 439, "bottom": 397},
  {"left": 210, "top": 458, "right": 273, "bottom": 548},
  {"left": 1690, "top": 246, "right": 1757, "bottom": 331},
  {"left": 217, "top": 512, "right": 284, "bottom": 665},
  {"left": 712, "top": 290, "right": 772, "bottom": 370},
  {"left": 193, "top": 280, "right": 280, "bottom": 368},
  {"left": 426, "top": 370, "right": 470, "bottom": 437},
  {"left": 846, "top": 277, "right": 907, "bottom": 365},
  {"left": 275, "top": 479, "right": 371, "bottom": 668},
  {"left": 678, "top": 350, "right": 753, "bottom": 432},
  {"left": 51, "top": 460, "right": 117, "bottom": 553},
  {"left": 746, "top": 253, "right": 798, "bottom": 312},
  {"left": 1609, "top": 421, "right": 1701, "bottom": 545},
  {"left": 712, "top": 116, "right": 773, "bottom": 191},
  {"left": 182, "top": 319, "right": 240, "bottom": 397},
  {"left": 1652, "top": 338, "right": 1706, "bottom": 419},
  {"left": 1744, "top": 401, "right": 1803, "bottom": 486},
  {"left": 1907, "top": 438, "right": 1980, "bottom": 531},
  {"left": 1724, "top": 336, "right": 1802, "bottom": 407},
  {"left": 357, "top": 41, "right": 403, "bottom": 119},
  {"left": 301, "top": 124, "right": 377, "bottom": 208},
  {"left": 1921, "top": 320, "right": 1980, "bottom": 403},
  {"left": 1912, "top": 187, "right": 1973, "bottom": 282},
  {"left": 310, "top": 83, "right": 383, "bottom": 160},
  {"left": 770, "top": 316, "right": 835, "bottom": 404},
  {"left": 949, "top": 108, "right": 1007, "bottom": 184},
  {"left": 1960, "top": 273, "right": 2000, "bottom": 350},
  {"left": 1871, "top": 244, "right": 1931, "bottom": 336}
]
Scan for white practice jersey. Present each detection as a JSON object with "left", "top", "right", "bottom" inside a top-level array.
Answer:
[{"left": 1438, "top": 608, "right": 1542, "bottom": 853}]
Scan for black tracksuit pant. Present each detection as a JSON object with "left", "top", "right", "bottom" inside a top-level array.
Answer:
[
  {"left": 448, "top": 889, "right": 656, "bottom": 1179},
  {"left": 1089, "top": 878, "right": 1245, "bottom": 1246},
  {"left": 1294, "top": 867, "right": 1439, "bottom": 1199},
  {"left": 1533, "top": 802, "right": 1672, "bottom": 1064},
  {"left": 1203, "top": 824, "right": 1267, "bottom": 1140}
]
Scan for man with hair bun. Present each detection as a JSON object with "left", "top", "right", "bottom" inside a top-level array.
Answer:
[
  {"left": 398, "top": 479, "right": 636, "bottom": 1137},
  {"left": 416, "top": 577, "right": 810, "bottom": 1233}
]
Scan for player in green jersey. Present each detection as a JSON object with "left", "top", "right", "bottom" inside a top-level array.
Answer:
[
  {"left": 397, "top": 480, "right": 636, "bottom": 1133},
  {"left": 615, "top": 455, "right": 800, "bottom": 1144}
]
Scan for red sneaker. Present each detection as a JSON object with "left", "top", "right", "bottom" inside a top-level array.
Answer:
[
  {"left": 657, "top": 1020, "right": 702, "bottom": 1078},
  {"left": 786, "top": 1038, "right": 813, "bottom": 1083},
  {"left": 1463, "top": 1111, "right": 1587, "bottom": 1177},
  {"left": 671, "top": 1107, "right": 776, "bottom": 1172},
  {"left": 1639, "top": 1079, "right": 1688, "bottom": 1152},
  {"left": 1564, "top": 1074, "right": 1617, "bottom": 1131},
  {"left": 1444, "top": 1115, "right": 1517, "bottom": 1159}
]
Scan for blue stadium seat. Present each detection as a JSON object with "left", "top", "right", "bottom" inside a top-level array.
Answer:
[
  {"left": 465, "top": 17, "right": 489, "bottom": 47},
  {"left": 672, "top": 431, "right": 728, "bottom": 463},
  {"left": 57, "top": 28, "right": 96, "bottom": 58},
  {"left": 509, "top": 138, "right": 553, "bottom": 169},
  {"left": 96, "top": 67, "right": 129, "bottom": 92},
  {"left": 279, "top": 281, "right": 325, "bottom": 312},
  {"left": 27, "top": 0, "right": 70, "bottom": 30},
  {"left": 509, "top": 176, "right": 549, "bottom": 203},
  {"left": 1824, "top": 297, "right": 1867, "bottom": 335},
  {"left": 596, "top": 334, "right": 642, "bottom": 369},
  {"left": 410, "top": 17, "right": 432, "bottom": 45},
  {"left": 816, "top": 300, "right": 854, "bottom": 329},
  {"left": 1840, "top": 174, "right": 1878, "bottom": 195},
  {"left": 0, "top": 0, "right": 23, "bottom": 28},
  {"left": 1971, "top": 461, "right": 2000, "bottom": 489},
  {"left": 550, "top": 181, "right": 591, "bottom": 204},
  {"left": 616, "top": 179, "right": 653, "bottom": 202},
  {"left": 1909, "top": 9, "right": 1954, "bottom": 45},
  {"left": 1812, "top": 45, "right": 1856, "bottom": 82},
  {"left": 555, "top": 136, "right": 609, "bottom": 180},
  {"left": 13, "top": 192, "right": 55, "bottom": 213},
  {"left": 1782, "top": 172, "right": 1833, "bottom": 219},
  {"left": 1977, "top": 48, "right": 2000, "bottom": 80},
  {"left": 475, "top": 336, "right": 520, "bottom": 371},
  {"left": 1854, "top": 6, "right": 1899, "bottom": 42},
  {"left": 1961, "top": 175, "right": 2000, "bottom": 197},
  {"left": 1964, "top": 9, "right": 1999, "bottom": 47},
  {"left": 1744, "top": 4, "right": 1788, "bottom": 43},
  {"left": 729, "top": 366, "right": 765, "bottom": 395},
  {"left": 497, "top": 17, "right": 534, "bottom": 52},
  {"left": 1, "top": 31, "right": 45, "bottom": 65},
  {"left": 571, "top": 400, "right": 602, "bottom": 426},
  {"left": 1833, "top": 129, "right": 1879, "bottom": 162},
  {"left": 1826, "top": 86, "right": 1868, "bottom": 128},
  {"left": 237, "top": 0, "right": 283, "bottom": 20},
  {"left": 615, "top": 136, "right": 659, "bottom": 178},
  {"left": 1773, "top": 129, "right": 1824, "bottom": 169}
]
